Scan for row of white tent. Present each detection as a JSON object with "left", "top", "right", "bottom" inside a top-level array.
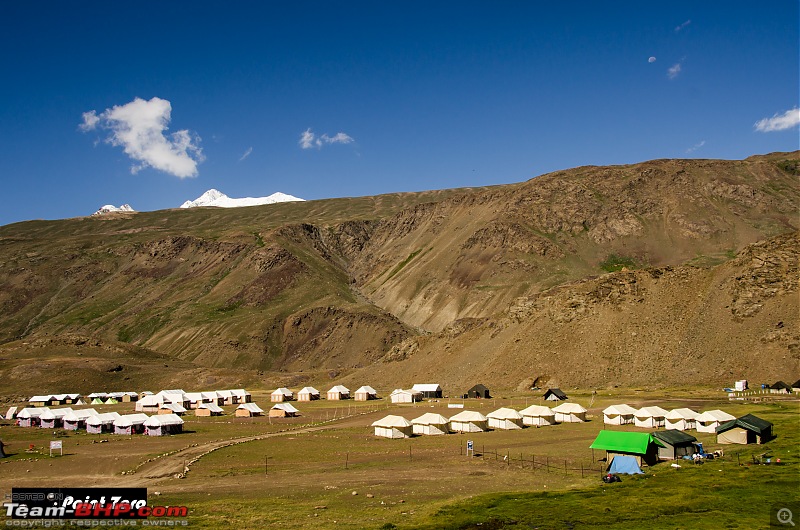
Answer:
[
  {"left": 270, "top": 386, "right": 376, "bottom": 402},
  {"left": 602, "top": 405, "right": 735, "bottom": 433},
  {"left": 372, "top": 404, "right": 590, "bottom": 438},
  {"left": 12, "top": 407, "right": 184, "bottom": 436},
  {"left": 135, "top": 389, "right": 252, "bottom": 411}
]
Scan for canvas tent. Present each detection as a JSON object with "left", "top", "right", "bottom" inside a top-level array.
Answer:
[
  {"left": 411, "top": 413, "right": 450, "bottom": 435},
  {"left": 327, "top": 385, "right": 350, "bottom": 400},
  {"left": 449, "top": 411, "right": 489, "bottom": 433},
  {"left": 665, "top": 408, "right": 699, "bottom": 431},
  {"left": 271, "top": 388, "right": 294, "bottom": 402},
  {"left": 372, "top": 415, "right": 413, "bottom": 438},
  {"left": 354, "top": 386, "right": 378, "bottom": 401},
  {"left": 607, "top": 455, "right": 644, "bottom": 475},
  {"left": 792, "top": 379, "right": 800, "bottom": 392},
  {"left": 136, "top": 394, "right": 162, "bottom": 412},
  {"left": 144, "top": 414, "right": 184, "bottom": 436},
  {"left": 235, "top": 403, "right": 264, "bottom": 417},
  {"left": 412, "top": 384, "right": 442, "bottom": 399},
  {"left": 651, "top": 430, "right": 698, "bottom": 460},
  {"left": 195, "top": 403, "right": 224, "bottom": 417},
  {"left": 5, "top": 407, "right": 18, "bottom": 420},
  {"left": 114, "top": 413, "right": 149, "bottom": 435},
  {"left": 86, "top": 412, "right": 121, "bottom": 434},
  {"left": 91, "top": 398, "right": 105, "bottom": 405},
  {"left": 552, "top": 403, "right": 587, "bottom": 423},
  {"left": 634, "top": 406, "right": 668, "bottom": 428},
  {"left": 159, "top": 403, "right": 187, "bottom": 415},
  {"left": 270, "top": 403, "right": 300, "bottom": 417},
  {"left": 602, "top": 404, "right": 637, "bottom": 425},
  {"left": 520, "top": 405, "right": 556, "bottom": 427},
  {"left": 229, "top": 389, "right": 252, "bottom": 404},
  {"left": 590, "top": 430, "right": 663, "bottom": 467},
  {"left": 39, "top": 408, "right": 74, "bottom": 428},
  {"left": 716, "top": 414, "right": 774, "bottom": 445},
  {"left": 29, "top": 395, "right": 52, "bottom": 407},
  {"left": 16, "top": 408, "right": 48, "bottom": 427},
  {"left": 487, "top": 408, "right": 524, "bottom": 430},
  {"left": 63, "top": 409, "right": 99, "bottom": 430},
  {"left": 465, "top": 384, "right": 491, "bottom": 399},
  {"left": 695, "top": 410, "right": 736, "bottom": 433},
  {"left": 389, "top": 389, "right": 422, "bottom": 404},
  {"left": 543, "top": 388, "right": 568, "bottom": 401},
  {"left": 297, "top": 387, "right": 320, "bottom": 401},
  {"left": 769, "top": 381, "right": 792, "bottom": 394}
]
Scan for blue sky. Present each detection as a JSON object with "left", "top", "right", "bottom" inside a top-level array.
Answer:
[{"left": 1, "top": 1, "right": 797, "bottom": 227}]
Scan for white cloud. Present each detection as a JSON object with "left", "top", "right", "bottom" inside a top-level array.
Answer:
[
  {"left": 80, "top": 97, "right": 203, "bottom": 178},
  {"left": 675, "top": 19, "right": 691, "bottom": 32},
  {"left": 667, "top": 62, "right": 682, "bottom": 79},
  {"left": 648, "top": 56, "right": 656, "bottom": 63},
  {"left": 239, "top": 147, "right": 253, "bottom": 161},
  {"left": 299, "top": 128, "right": 354, "bottom": 149},
  {"left": 754, "top": 107, "right": 800, "bottom": 132},
  {"left": 686, "top": 140, "right": 706, "bottom": 154}
]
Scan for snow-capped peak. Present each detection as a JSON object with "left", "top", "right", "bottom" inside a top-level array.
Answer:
[
  {"left": 180, "top": 189, "right": 304, "bottom": 209},
  {"left": 92, "top": 204, "right": 135, "bottom": 216}
]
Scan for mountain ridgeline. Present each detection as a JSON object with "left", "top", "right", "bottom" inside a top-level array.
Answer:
[{"left": 1, "top": 152, "right": 798, "bottom": 395}]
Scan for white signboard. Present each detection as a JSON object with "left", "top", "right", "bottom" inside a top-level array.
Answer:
[
  {"left": 50, "top": 440, "right": 63, "bottom": 456},
  {"left": 447, "top": 404, "right": 464, "bottom": 409}
]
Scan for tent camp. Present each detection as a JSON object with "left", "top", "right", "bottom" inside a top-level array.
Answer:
[
  {"left": 412, "top": 384, "right": 442, "bottom": 399},
  {"left": 665, "top": 408, "right": 699, "bottom": 431},
  {"left": 634, "top": 406, "right": 668, "bottom": 428},
  {"left": 195, "top": 403, "right": 224, "bottom": 417},
  {"left": 411, "top": 413, "right": 450, "bottom": 435},
  {"left": 716, "top": 414, "right": 774, "bottom": 445},
  {"left": 86, "top": 413, "right": 120, "bottom": 434},
  {"left": 271, "top": 388, "right": 294, "bottom": 402},
  {"left": 449, "top": 411, "right": 489, "bottom": 433},
  {"left": 651, "top": 430, "right": 698, "bottom": 460},
  {"left": 235, "top": 403, "right": 264, "bottom": 417},
  {"left": 144, "top": 414, "right": 184, "bottom": 436},
  {"left": 552, "top": 403, "right": 587, "bottom": 423},
  {"left": 270, "top": 403, "right": 300, "bottom": 417},
  {"left": 695, "top": 410, "right": 736, "bottom": 433},
  {"left": 39, "top": 408, "right": 74, "bottom": 428},
  {"left": 63, "top": 409, "right": 99, "bottom": 430},
  {"left": 297, "top": 387, "right": 320, "bottom": 401},
  {"left": 372, "top": 415, "right": 413, "bottom": 438},
  {"left": 354, "top": 386, "right": 379, "bottom": 401},
  {"left": 390, "top": 389, "right": 422, "bottom": 404},
  {"left": 114, "top": 414, "right": 149, "bottom": 435},
  {"left": 520, "top": 405, "right": 556, "bottom": 427},
  {"left": 487, "top": 408, "right": 524, "bottom": 430},
  {"left": 543, "top": 388, "right": 568, "bottom": 401},
  {"left": 464, "top": 384, "right": 491, "bottom": 399},
  {"left": 327, "top": 385, "right": 350, "bottom": 400},
  {"left": 602, "top": 404, "right": 637, "bottom": 425},
  {"left": 590, "top": 430, "right": 663, "bottom": 467},
  {"left": 16, "top": 408, "right": 48, "bottom": 427}
]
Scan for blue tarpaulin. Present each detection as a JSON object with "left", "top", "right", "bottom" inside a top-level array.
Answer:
[{"left": 608, "top": 455, "right": 643, "bottom": 474}]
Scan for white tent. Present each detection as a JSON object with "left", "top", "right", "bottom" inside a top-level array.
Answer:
[
  {"left": 270, "top": 403, "right": 300, "bottom": 417},
  {"left": 144, "top": 414, "right": 184, "bottom": 436},
  {"left": 184, "top": 392, "right": 205, "bottom": 408},
  {"left": 114, "top": 413, "right": 149, "bottom": 435},
  {"left": 229, "top": 389, "right": 252, "bottom": 404},
  {"left": 552, "top": 403, "right": 587, "bottom": 423},
  {"left": 17, "top": 407, "right": 49, "bottom": 427},
  {"left": 372, "top": 415, "right": 413, "bottom": 438},
  {"left": 215, "top": 390, "right": 234, "bottom": 405},
  {"left": 449, "top": 411, "right": 489, "bottom": 433},
  {"left": 159, "top": 403, "right": 187, "bottom": 415},
  {"left": 390, "top": 389, "right": 422, "bottom": 404},
  {"left": 86, "top": 412, "right": 121, "bottom": 434},
  {"left": 411, "top": 384, "right": 442, "bottom": 398},
  {"left": 354, "top": 386, "right": 378, "bottom": 401},
  {"left": 520, "top": 405, "right": 556, "bottom": 427},
  {"left": 411, "top": 413, "right": 450, "bottom": 435},
  {"left": 63, "top": 409, "right": 98, "bottom": 430},
  {"left": 136, "top": 394, "right": 163, "bottom": 412},
  {"left": 271, "top": 388, "right": 294, "bottom": 402},
  {"left": 487, "top": 408, "right": 524, "bottom": 430},
  {"left": 665, "top": 408, "right": 699, "bottom": 431},
  {"left": 327, "top": 385, "right": 350, "bottom": 400},
  {"left": 297, "top": 387, "right": 320, "bottom": 401},
  {"left": 602, "top": 404, "right": 637, "bottom": 425},
  {"left": 235, "top": 403, "right": 264, "bottom": 417},
  {"left": 39, "top": 408, "right": 73, "bottom": 428},
  {"left": 195, "top": 403, "right": 224, "bottom": 416},
  {"left": 695, "top": 410, "right": 736, "bottom": 433},
  {"left": 4, "top": 406, "right": 18, "bottom": 420},
  {"left": 634, "top": 406, "right": 668, "bottom": 428}
]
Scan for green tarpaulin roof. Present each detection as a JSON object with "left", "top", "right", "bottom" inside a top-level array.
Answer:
[{"left": 590, "top": 430, "right": 664, "bottom": 454}]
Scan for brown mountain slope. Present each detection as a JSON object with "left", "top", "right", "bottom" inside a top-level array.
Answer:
[{"left": 0, "top": 152, "right": 797, "bottom": 393}]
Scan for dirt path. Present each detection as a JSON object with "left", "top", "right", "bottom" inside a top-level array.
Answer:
[{"left": 109, "top": 415, "right": 369, "bottom": 488}]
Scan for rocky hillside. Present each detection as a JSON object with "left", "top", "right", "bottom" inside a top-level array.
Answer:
[{"left": 0, "top": 152, "right": 797, "bottom": 395}]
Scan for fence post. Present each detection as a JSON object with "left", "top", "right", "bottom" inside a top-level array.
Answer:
[
  {"left": 345, "top": 452, "right": 349, "bottom": 470},
  {"left": 532, "top": 454, "right": 535, "bottom": 473},
  {"left": 581, "top": 462, "right": 584, "bottom": 478},
  {"left": 565, "top": 459, "right": 568, "bottom": 475}
]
